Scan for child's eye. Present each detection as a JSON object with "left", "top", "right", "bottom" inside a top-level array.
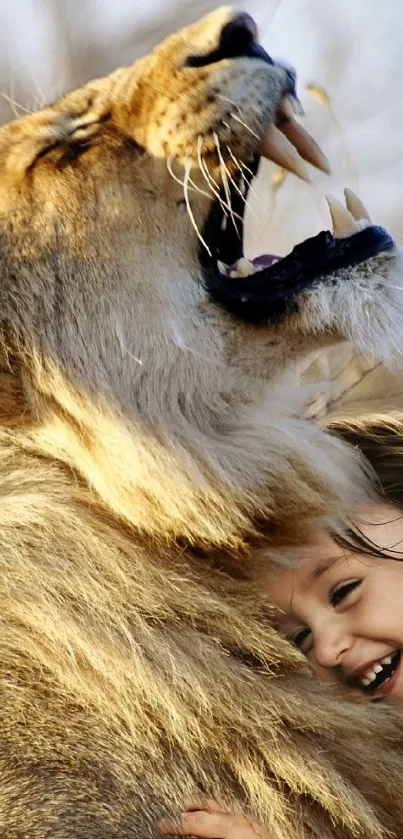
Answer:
[
  {"left": 291, "top": 627, "right": 312, "bottom": 651},
  {"left": 330, "top": 579, "right": 362, "bottom": 607}
]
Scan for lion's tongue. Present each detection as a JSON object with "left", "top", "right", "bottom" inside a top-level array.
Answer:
[
  {"left": 259, "top": 97, "right": 330, "bottom": 181},
  {"left": 252, "top": 255, "right": 280, "bottom": 268}
]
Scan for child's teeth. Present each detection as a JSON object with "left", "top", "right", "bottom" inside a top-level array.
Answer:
[
  {"left": 361, "top": 671, "right": 376, "bottom": 686},
  {"left": 359, "top": 652, "right": 400, "bottom": 688}
]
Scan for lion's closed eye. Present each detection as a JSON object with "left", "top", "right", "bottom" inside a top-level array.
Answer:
[{"left": 3, "top": 91, "right": 110, "bottom": 176}]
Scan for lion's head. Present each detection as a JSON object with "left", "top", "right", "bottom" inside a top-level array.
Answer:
[
  {"left": 1, "top": 8, "right": 403, "bottom": 839},
  {"left": 1, "top": 6, "right": 402, "bottom": 545}
]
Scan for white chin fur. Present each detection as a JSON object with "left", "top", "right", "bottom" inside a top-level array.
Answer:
[{"left": 299, "top": 247, "right": 403, "bottom": 365}]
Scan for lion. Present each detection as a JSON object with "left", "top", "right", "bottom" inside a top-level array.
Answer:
[{"left": 1, "top": 6, "right": 403, "bottom": 838}]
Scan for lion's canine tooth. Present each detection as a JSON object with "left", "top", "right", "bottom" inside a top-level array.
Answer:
[
  {"left": 277, "top": 108, "right": 330, "bottom": 175},
  {"left": 277, "top": 97, "right": 330, "bottom": 174},
  {"left": 278, "top": 96, "right": 296, "bottom": 121},
  {"left": 283, "top": 121, "right": 331, "bottom": 174},
  {"left": 259, "top": 124, "right": 310, "bottom": 181},
  {"left": 325, "top": 194, "right": 357, "bottom": 238},
  {"left": 344, "top": 188, "right": 372, "bottom": 223}
]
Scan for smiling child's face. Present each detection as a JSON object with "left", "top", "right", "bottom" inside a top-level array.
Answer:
[{"left": 268, "top": 504, "right": 403, "bottom": 704}]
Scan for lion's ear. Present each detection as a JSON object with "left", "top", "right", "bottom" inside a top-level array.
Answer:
[{"left": 1, "top": 87, "right": 110, "bottom": 179}]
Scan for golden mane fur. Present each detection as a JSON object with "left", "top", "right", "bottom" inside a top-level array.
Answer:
[{"left": 1, "top": 7, "right": 403, "bottom": 838}]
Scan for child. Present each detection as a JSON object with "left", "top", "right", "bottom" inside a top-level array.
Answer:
[{"left": 160, "top": 414, "right": 403, "bottom": 839}]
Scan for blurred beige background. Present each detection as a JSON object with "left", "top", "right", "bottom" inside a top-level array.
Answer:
[{"left": 1, "top": 0, "right": 403, "bottom": 417}]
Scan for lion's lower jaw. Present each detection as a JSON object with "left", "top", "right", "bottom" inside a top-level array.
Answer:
[{"left": 299, "top": 247, "right": 403, "bottom": 364}]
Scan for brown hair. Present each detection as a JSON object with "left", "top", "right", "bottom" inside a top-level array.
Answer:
[
  {"left": 328, "top": 413, "right": 403, "bottom": 505},
  {"left": 327, "top": 413, "right": 403, "bottom": 556}
]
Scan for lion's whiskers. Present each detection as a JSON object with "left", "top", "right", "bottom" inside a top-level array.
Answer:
[
  {"left": 166, "top": 154, "right": 211, "bottom": 201},
  {"left": 168, "top": 133, "right": 255, "bottom": 257},
  {"left": 183, "top": 158, "right": 212, "bottom": 257},
  {"left": 217, "top": 93, "right": 244, "bottom": 119},
  {"left": 224, "top": 145, "right": 258, "bottom": 222},
  {"left": 196, "top": 136, "right": 243, "bottom": 225},
  {"left": 217, "top": 94, "right": 260, "bottom": 141},
  {"left": 233, "top": 156, "right": 256, "bottom": 181},
  {"left": 0, "top": 91, "right": 31, "bottom": 119},
  {"left": 230, "top": 112, "right": 260, "bottom": 141},
  {"left": 213, "top": 132, "right": 240, "bottom": 238},
  {"left": 196, "top": 135, "right": 227, "bottom": 216},
  {"left": 167, "top": 153, "right": 213, "bottom": 256}
]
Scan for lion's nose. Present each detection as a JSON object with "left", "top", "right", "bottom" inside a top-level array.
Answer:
[
  {"left": 184, "top": 11, "right": 274, "bottom": 69},
  {"left": 218, "top": 12, "right": 258, "bottom": 53},
  {"left": 217, "top": 12, "right": 274, "bottom": 64}
]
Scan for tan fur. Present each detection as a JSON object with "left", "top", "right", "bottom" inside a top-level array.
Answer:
[{"left": 1, "top": 7, "right": 403, "bottom": 837}]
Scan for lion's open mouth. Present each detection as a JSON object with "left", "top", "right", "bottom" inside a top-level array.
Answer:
[{"left": 199, "top": 21, "right": 395, "bottom": 323}]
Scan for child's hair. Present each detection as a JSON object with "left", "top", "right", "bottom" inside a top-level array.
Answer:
[
  {"left": 327, "top": 413, "right": 403, "bottom": 505},
  {"left": 327, "top": 413, "right": 403, "bottom": 557}
]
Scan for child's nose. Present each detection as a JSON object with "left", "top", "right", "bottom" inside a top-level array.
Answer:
[{"left": 314, "top": 623, "right": 351, "bottom": 670}]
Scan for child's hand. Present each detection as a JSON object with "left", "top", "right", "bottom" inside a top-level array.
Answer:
[{"left": 159, "top": 799, "right": 271, "bottom": 839}]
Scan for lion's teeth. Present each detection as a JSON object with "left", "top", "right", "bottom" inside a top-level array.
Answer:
[
  {"left": 236, "top": 258, "right": 256, "bottom": 277},
  {"left": 374, "top": 664, "right": 383, "bottom": 674},
  {"left": 283, "top": 121, "right": 331, "bottom": 174},
  {"left": 361, "top": 676, "right": 372, "bottom": 686},
  {"left": 217, "top": 260, "right": 229, "bottom": 275},
  {"left": 229, "top": 258, "right": 256, "bottom": 278},
  {"left": 278, "top": 96, "right": 295, "bottom": 121},
  {"left": 278, "top": 101, "right": 331, "bottom": 175},
  {"left": 354, "top": 218, "right": 371, "bottom": 232},
  {"left": 325, "top": 194, "right": 357, "bottom": 238},
  {"left": 259, "top": 124, "right": 310, "bottom": 182},
  {"left": 382, "top": 655, "right": 392, "bottom": 665},
  {"left": 344, "top": 188, "right": 372, "bottom": 223}
]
